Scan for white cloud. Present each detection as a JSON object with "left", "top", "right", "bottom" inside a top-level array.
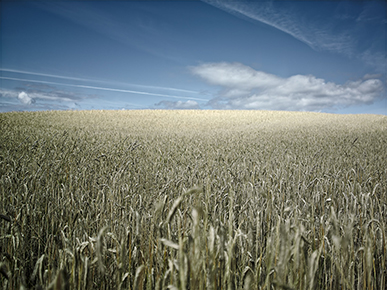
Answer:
[
  {"left": 190, "top": 62, "right": 282, "bottom": 89},
  {"left": 191, "top": 62, "right": 384, "bottom": 111},
  {"left": 155, "top": 100, "right": 200, "bottom": 109},
  {"left": 18, "top": 92, "right": 34, "bottom": 105},
  {"left": 0, "top": 88, "right": 78, "bottom": 107}
]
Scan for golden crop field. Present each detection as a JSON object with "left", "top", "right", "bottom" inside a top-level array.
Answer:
[{"left": 0, "top": 110, "right": 386, "bottom": 290}]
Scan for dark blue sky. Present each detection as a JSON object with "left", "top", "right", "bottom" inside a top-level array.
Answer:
[{"left": 1, "top": 0, "right": 386, "bottom": 114}]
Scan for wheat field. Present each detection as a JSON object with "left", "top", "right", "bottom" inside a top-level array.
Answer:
[{"left": 0, "top": 110, "right": 386, "bottom": 289}]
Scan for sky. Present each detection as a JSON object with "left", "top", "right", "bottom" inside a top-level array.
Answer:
[{"left": 0, "top": 0, "right": 386, "bottom": 114}]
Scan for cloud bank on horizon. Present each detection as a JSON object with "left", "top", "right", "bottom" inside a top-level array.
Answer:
[
  {"left": 2, "top": 64, "right": 384, "bottom": 112},
  {"left": 190, "top": 62, "right": 383, "bottom": 111}
]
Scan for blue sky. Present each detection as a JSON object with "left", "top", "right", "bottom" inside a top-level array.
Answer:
[{"left": 0, "top": 0, "right": 386, "bottom": 114}]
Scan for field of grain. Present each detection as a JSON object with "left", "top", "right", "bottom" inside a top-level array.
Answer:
[{"left": 0, "top": 110, "right": 386, "bottom": 289}]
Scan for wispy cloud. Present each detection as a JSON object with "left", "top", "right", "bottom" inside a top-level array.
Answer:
[
  {"left": 1, "top": 69, "right": 93, "bottom": 83},
  {"left": 0, "top": 76, "right": 207, "bottom": 101},
  {"left": 202, "top": 0, "right": 386, "bottom": 72},
  {"left": 1, "top": 68, "right": 207, "bottom": 111},
  {"left": 155, "top": 100, "right": 200, "bottom": 109},
  {"left": 191, "top": 62, "right": 384, "bottom": 111},
  {"left": 203, "top": 0, "right": 352, "bottom": 54},
  {"left": 0, "top": 88, "right": 79, "bottom": 103},
  {"left": 33, "top": 1, "right": 184, "bottom": 64},
  {"left": 0, "top": 68, "right": 198, "bottom": 94},
  {"left": 0, "top": 88, "right": 81, "bottom": 112}
]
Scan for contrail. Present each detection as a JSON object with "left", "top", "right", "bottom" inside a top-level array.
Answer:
[
  {"left": 1, "top": 68, "right": 94, "bottom": 83},
  {"left": 0, "top": 76, "right": 208, "bottom": 101},
  {"left": 0, "top": 68, "right": 198, "bottom": 94}
]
